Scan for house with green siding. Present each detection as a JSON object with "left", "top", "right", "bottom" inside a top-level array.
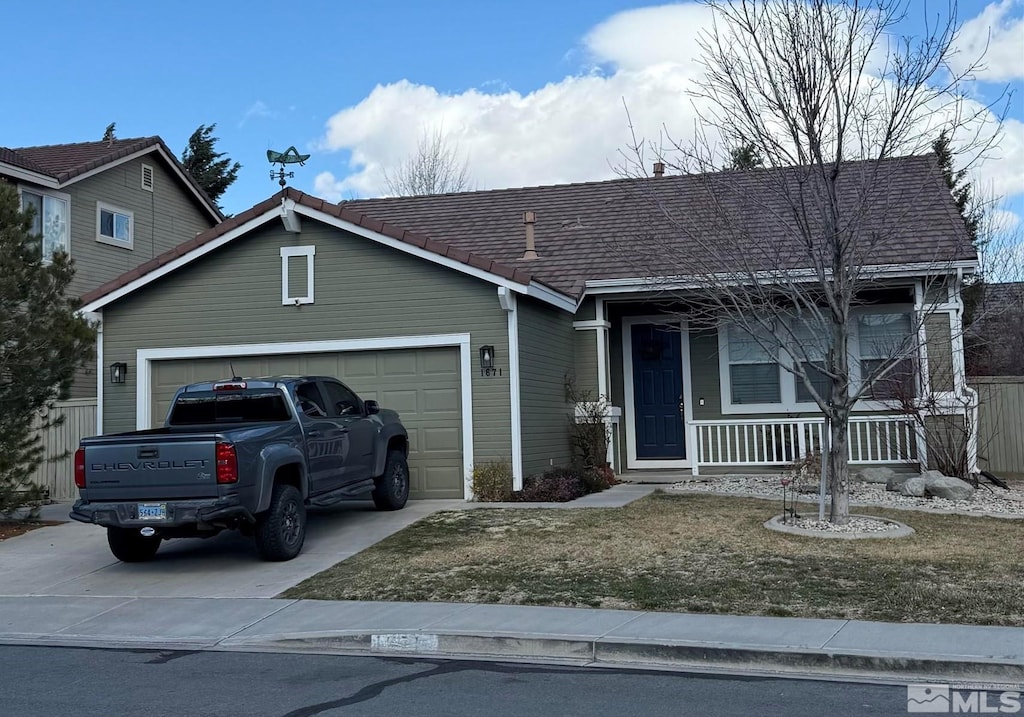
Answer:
[
  {"left": 78, "top": 154, "right": 977, "bottom": 500},
  {"left": 1, "top": 136, "right": 223, "bottom": 397}
]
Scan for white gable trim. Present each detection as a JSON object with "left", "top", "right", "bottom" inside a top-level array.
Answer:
[
  {"left": 294, "top": 204, "right": 577, "bottom": 312},
  {"left": 0, "top": 162, "right": 60, "bottom": 188},
  {"left": 81, "top": 201, "right": 578, "bottom": 314}
]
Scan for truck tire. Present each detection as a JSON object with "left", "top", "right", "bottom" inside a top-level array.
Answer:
[
  {"left": 372, "top": 450, "right": 410, "bottom": 511},
  {"left": 107, "top": 527, "right": 161, "bottom": 563},
  {"left": 255, "top": 483, "right": 306, "bottom": 561}
]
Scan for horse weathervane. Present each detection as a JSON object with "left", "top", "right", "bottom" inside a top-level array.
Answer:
[{"left": 267, "top": 146, "right": 311, "bottom": 188}]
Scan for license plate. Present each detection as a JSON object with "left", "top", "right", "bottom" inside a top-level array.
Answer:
[{"left": 137, "top": 503, "right": 167, "bottom": 520}]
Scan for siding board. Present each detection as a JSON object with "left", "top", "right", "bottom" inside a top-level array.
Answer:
[{"left": 518, "top": 298, "right": 574, "bottom": 475}]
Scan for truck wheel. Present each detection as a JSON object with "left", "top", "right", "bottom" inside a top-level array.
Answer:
[
  {"left": 107, "top": 527, "right": 161, "bottom": 563},
  {"left": 255, "top": 484, "right": 306, "bottom": 561},
  {"left": 372, "top": 450, "right": 410, "bottom": 511}
]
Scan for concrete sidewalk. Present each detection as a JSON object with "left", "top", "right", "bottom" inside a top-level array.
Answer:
[{"left": 1, "top": 595, "right": 1021, "bottom": 683}]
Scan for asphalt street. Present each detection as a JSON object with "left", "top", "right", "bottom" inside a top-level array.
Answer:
[{"left": 2, "top": 644, "right": 913, "bottom": 716}]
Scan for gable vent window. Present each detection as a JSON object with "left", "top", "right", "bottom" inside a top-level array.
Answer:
[
  {"left": 141, "top": 164, "right": 154, "bottom": 192},
  {"left": 280, "top": 246, "right": 316, "bottom": 305},
  {"left": 96, "top": 202, "right": 134, "bottom": 250}
]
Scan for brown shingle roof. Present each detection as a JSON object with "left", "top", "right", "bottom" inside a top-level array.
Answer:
[
  {"left": 80, "top": 154, "right": 976, "bottom": 308},
  {"left": 1, "top": 136, "right": 222, "bottom": 219},
  {"left": 341, "top": 154, "right": 976, "bottom": 296}
]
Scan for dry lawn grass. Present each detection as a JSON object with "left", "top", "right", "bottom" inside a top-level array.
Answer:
[{"left": 284, "top": 493, "right": 1024, "bottom": 625}]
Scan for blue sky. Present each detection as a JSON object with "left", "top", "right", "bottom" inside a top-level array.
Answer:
[{"left": 5, "top": 0, "right": 1022, "bottom": 233}]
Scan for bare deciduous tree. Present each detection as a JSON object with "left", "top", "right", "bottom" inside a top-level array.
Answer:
[
  {"left": 616, "top": 0, "right": 1003, "bottom": 523},
  {"left": 383, "top": 128, "right": 473, "bottom": 197}
]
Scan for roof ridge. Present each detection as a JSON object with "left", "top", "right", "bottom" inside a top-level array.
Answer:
[
  {"left": 11, "top": 135, "right": 158, "bottom": 151},
  {"left": 340, "top": 153, "right": 933, "bottom": 203}
]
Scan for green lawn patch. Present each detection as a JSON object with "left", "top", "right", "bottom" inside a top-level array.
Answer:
[{"left": 283, "top": 492, "right": 1024, "bottom": 625}]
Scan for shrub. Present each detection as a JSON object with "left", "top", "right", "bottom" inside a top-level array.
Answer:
[
  {"left": 471, "top": 460, "right": 514, "bottom": 502},
  {"left": 785, "top": 452, "right": 823, "bottom": 494},
  {"left": 515, "top": 466, "right": 586, "bottom": 502}
]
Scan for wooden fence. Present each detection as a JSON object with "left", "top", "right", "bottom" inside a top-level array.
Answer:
[
  {"left": 28, "top": 399, "right": 97, "bottom": 501},
  {"left": 971, "top": 377, "right": 1024, "bottom": 476}
]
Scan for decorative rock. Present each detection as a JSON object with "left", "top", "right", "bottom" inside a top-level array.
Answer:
[
  {"left": 924, "top": 474, "right": 975, "bottom": 501},
  {"left": 886, "top": 472, "right": 913, "bottom": 492},
  {"left": 898, "top": 476, "right": 927, "bottom": 497},
  {"left": 858, "top": 467, "right": 896, "bottom": 484}
]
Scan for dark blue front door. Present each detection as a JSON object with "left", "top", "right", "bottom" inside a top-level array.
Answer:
[{"left": 632, "top": 324, "right": 685, "bottom": 459}]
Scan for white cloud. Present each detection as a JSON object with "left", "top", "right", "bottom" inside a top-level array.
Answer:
[
  {"left": 314, "top": 2, "right": 1024, "bottom": 205},
  {"left": 951, "top": 1, "right": 1024, "bottom": 82}
]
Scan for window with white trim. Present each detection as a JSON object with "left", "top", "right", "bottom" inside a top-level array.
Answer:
[
  {"left": 791, "top": 320, "right": 831, "bottom": 403},
  {"left": 20, "top": 188, "right": 69, "bottom": 261},
  {"left": 96, "top": 202, "right": 133, "bottom": 249},
  {"left": 727, "top": 323, "right": 781, "bottom": 404},
  {"left": 857, "top": 313, "right": 914, "bottom": 399},
  {"left": 280, "top": 246, "right": 315, "bottom": 305},
  {"left": 718, "top": 308, "right": 916, "bottom": 413}
]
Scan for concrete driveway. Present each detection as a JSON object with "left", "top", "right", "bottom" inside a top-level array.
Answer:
[{"left": 0, "top": 500, "right": 460, "bottom": 599}]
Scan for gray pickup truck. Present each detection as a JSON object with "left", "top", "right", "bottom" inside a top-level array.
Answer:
[{"left": 71, "top": 375, "right": 410, "bottom": 562}]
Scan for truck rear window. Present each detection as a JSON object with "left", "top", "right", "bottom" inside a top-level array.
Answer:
[{"left": 168, "top": 390, "right": 291, "bottom": 425}]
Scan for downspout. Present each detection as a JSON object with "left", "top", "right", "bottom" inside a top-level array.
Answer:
[
  {"left": 499, "top": 287, "right": 524, "bottom": 490},
  {"left": 91, "top": 311, "right": 104, "bottom": 435}
]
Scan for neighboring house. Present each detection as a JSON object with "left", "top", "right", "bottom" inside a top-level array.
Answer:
[
  {"left": 966, "top": 281, "right": 1024, "bottom": 376},
  {"left": 0, "top": 136, "right": 223, "bottom": 397},
  {"left": 77, "top": 155, "right": 975, "bottom": 500}
]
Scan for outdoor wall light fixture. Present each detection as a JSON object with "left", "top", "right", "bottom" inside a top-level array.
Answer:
[
  {"left": 479, "top": 345, "right": 495, "bottom": 370},
  {"left": 110, "top": 362, "right": 128, "bottom": 384}
]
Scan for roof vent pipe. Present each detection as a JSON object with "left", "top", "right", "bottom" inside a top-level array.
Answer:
[
  {"left": 652, "top": 162, "right": 665, "bottom": 178},
  {"left": 522, "top": 211, "right": 538, "bottom": 260}
]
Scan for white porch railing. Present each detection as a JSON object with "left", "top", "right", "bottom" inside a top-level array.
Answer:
[{"left": 690, "top": 415, "right": 919, "bottom": 470}]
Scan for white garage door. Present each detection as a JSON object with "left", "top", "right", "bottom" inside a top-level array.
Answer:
[{"left": 150, "top": 347, "right": 463, "bottom": 499}]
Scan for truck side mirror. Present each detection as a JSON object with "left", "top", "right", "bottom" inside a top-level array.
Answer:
[{"left": 364, "top": 400, "right": 380, "bottom": 415}]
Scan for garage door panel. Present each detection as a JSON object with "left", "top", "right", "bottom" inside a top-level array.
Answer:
[
  {"left": 151, "top": 346, "right": 463, "bottom": 499},
  {"left": 422, "top": 351, "right": 458, "bottom": 375},
  {"left": 382, "top": 352, "right": 417, "bottom": 376},
  {"left": 423, "top": 387, "right": 459, "bottom": 413},
  {"left": 342, "top": 353, "right": 378, "bottom": 378},
  {"left": 419, "top": 466, "right": 463, "bottom": 496},
  {"left": 423, "top": 426, "right": 461, "bottom": 453},
  {"left": 380, "top": 389, "right": 417, "bottom": 413},
  {"left": 304, "top": 355, "right": 340, "bottom": 376}
]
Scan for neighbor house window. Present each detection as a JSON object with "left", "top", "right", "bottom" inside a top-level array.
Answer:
[
  {"left": 727, "top": 323, "right": 781, "bottom": 404},
  {"left": 96, "top": 202, "right": 133, "bottom": 249},
  {"left": 20, "top": 189, "right": 69, "bottom": 261},
  {"left": 857, "top": 313, "right": 914, "bottom": 399}
]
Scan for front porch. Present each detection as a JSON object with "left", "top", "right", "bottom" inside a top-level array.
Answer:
[{"left": 571, "top": 293, "right": 952, "bottom": 476}]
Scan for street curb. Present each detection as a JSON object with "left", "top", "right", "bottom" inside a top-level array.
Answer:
[{"left": 216, "top": 631, "right": 1024, "bottom": 683}]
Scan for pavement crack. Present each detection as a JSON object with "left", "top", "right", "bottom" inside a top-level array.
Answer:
[{"left": 279, "top": 659, "right": 598, "bottom": 716}]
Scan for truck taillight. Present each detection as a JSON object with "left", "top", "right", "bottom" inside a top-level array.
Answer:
[
  {"left": 216, "top": 442, "right": 238, "bottom": 484},
  {"left": 74, "top": 448, "right": 86, "bottom": 488}
]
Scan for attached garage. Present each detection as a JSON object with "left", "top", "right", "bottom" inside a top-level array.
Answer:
[
  {"left": 146, "top": 345, "right": 466, "bottom": 499},
  {"left": 85, "top": 190, "right": 578, "bottom": 501}
]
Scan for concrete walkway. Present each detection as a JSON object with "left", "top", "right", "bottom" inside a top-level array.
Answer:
[{"left": 1, "top": 596, "right": 1021, "bottom": 683}]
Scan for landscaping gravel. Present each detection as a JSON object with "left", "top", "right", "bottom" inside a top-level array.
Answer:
[
  {"left": 668, "top": 474, "right": 1024, "bottom": 517},
  {"left": 786, "top": 516, "right": 898, "bottom": 533}
]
